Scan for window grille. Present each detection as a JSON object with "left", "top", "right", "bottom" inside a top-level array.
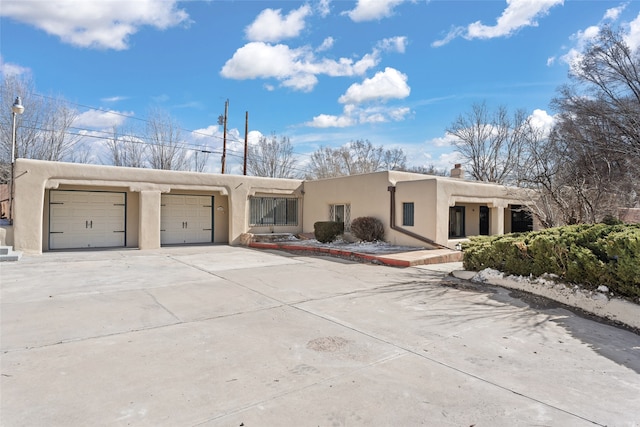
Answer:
[
  {"left": 329, "top": 204, "right": 351, "bottom": 232},
  {"left": 329, "top": 204, "right": 351, "bottom": 233},
  {"left": 250, "top": 197, "right": 298, "bottom": 226},
  {"left": 402, "top": 202, "right": 414, "bottom": 226}
]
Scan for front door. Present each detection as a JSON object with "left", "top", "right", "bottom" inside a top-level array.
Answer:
[{"left": 479, "top": 206, "right": 489, "bottom": 235}]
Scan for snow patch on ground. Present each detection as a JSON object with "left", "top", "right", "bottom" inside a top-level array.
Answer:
[
  {"left": 464, "top": 268, "right": 640, "bottom": 330},
  {"left": 271, "top": 237, "right": 426, "bottom": 255}
]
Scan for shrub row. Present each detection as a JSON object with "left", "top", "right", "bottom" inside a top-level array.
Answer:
[{"left": 463, "top": 223, "right": 640, "bottom": 300}]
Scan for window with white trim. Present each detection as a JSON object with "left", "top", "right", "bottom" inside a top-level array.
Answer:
[{"left": 329, "top": 203, "right": 351, "bottom": 232}]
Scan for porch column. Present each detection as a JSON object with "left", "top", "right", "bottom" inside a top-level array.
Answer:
[
  {"left": 490, "top": 206, "right": 505, "bottom": 235},
  {"left": 139, "top": 190, "right": 161, "bottom": 249}
]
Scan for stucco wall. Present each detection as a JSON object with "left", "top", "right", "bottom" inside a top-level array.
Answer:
[
  {"left": 303, "top": 172, "right": 396, "bottom": 239},
  {"left": 14, "top": 159, "right": 302, "bottom": 254},
  {"left": 14, "top": 159, "right": 534, "bottom": 254},
  {"left": 304, "top": 171, "right": 531, "bottom": 248}
]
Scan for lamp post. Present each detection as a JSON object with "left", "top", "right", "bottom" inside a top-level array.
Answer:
[{"left": 9, "top": 96, "right": 24, "bottom": 224}]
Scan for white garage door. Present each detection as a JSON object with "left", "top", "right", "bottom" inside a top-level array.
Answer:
[
  {"left": 161, "top": 195, "right": 213, "bottom": 245},
  {"left": 49, "top": 190, "right": 126, "bottom": 250}
]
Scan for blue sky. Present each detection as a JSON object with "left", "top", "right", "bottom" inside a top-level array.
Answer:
[{"left": 2, "top": 0, "right": 640, "bottom": 175}]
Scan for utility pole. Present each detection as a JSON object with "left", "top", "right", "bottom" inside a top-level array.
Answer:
[
  {"left": 220, "top": 99, "right": 228, "bottom": 174},
  {"left": 243, "top": 111, "right": 248, "bottom": 176}
]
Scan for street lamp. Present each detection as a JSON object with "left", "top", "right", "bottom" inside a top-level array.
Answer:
[{"left": 9, "top": 96, "right": 24, "bottom": 224}]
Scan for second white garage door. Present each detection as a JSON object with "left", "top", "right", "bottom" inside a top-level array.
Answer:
[{"left": 161, "top": 195, "right": 213, "bottom": 245}]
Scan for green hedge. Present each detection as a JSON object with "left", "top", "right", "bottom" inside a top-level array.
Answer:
[
  {"left": 314, "top": 221, "right": 344, "bottom": 243},
  {"left": 462, "top": 223, "right": 640, "bottom": 300}
]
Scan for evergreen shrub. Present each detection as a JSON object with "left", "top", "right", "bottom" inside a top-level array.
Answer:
[
  {"left": 462, "top": 223, "right": 640, "bottom": 300},
  {"left": 314, "top": 221, "right": 344, "bottom": 243},
  {"left": 350, "top": 216, "right": 385, "bottom": 242}
]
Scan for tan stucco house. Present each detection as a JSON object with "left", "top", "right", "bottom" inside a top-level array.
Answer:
[{"left": 4, "top": 159, "right": 534, "bottom": 254}]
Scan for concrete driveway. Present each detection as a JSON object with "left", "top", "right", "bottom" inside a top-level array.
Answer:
[{"left": 1, "top": 245, "right": 639, "bottom": 426}]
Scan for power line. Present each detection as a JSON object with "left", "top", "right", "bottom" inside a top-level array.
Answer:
[
  {"left": 19, "top": 90, "right": 325, "bottom": 160},
  {"left": 3, "top": 90, "right": 349, "bottom": 176}
]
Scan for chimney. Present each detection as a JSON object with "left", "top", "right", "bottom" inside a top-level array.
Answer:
[{"left": 450, "top": 163, "right": 465, "bottom": 179}]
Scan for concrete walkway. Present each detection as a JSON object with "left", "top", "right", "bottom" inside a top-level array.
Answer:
[
  {"left": 248, "top": 241, "right": 463, "bottom": 266},
  {"left": 1, "top": 246, "right": 639, "bottom": 426}
]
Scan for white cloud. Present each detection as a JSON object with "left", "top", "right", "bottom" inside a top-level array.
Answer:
[
  {"left": 0, "top": 56, "right": 30, "bottom": 77},
  {"left": 307, "top": 113, "right": 355, "bottom": 128},
  {"left": 317, "top": 0, "right": 331, "bottom": 18},
  {"left": 220, "top": 42, "right": 380, "bottom": 91},
  {"left": 377, "top": 36, "right": 408, "bottom": 53},
  {"left": 546, "top": 56, "right": 556, "bottom": 66},
  {"left": 559, "top": 10, "right": 640, "bottom": 71},
  {"left": 529, "top": 108, "right": 555, "bottom": 134},
  {"left": 221, "top": 42, "right": 308, "bottom": 79},
  {"left": 0, "top": 0, "right": 190, "bottom": 50},
  {"left": 433, "top": 0, "right": 563, "bottom": 46},
  {"left": 247, "top": 130, "right": 264, "bottom": 146},
  {"left": 245, "top": 5, "right": 312, "bottom": 42},
  {"left": 432, "top": 26, "right": 465, "bottom": 48},
  {"left": 101, "top": 96, "right": 129, "bottom": 103},
  {"left": 434, "top": 151, "right": 464, "bottom": 170},
  {"left": 338, "top": 67, "right": 410, "bottom": 104},
  {"left": 73, "top": 109, "right": 132, "bottom": 128},
  {"left": 428, "top": 133, "right": 459, "bottom": 148},
  {"left": 192, "top": 125, "right": 221, "bottom": 140},
  {"left": 345, "top": 0, "right": 406, "bottom": 22},
  {"left": 467, "top": 0, "right": 563, "bottom": 39},
  {"left": 603, "top": 4, "right": 626, "bottom": 21},
  {"left": 306, "top": 103, "right": 411, "bottom": 128},
  {"left": 625, "top": 12, "right": 640, "bottom": 52},
  {"left": 317, "top": 36, "right": 335, "bottom": 52},
  {"left": 561, "top": 25, "right": 600, "bottom": 70}
]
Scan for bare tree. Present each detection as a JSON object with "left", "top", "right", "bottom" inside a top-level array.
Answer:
[
  {"left": 557, "top": 25, "right": 640, "bottom": 160},
  {"left": 446, "top": 102, "right": 528, "bottom": 184},
  {"left": 382, "top": 147, "right": 407, "bottom": 171},
  {"left": 307, "top": 140, "right": 406, "bottom": 179},
  {"left": 402, "top": 164, "right": 448, "bottom": 176},
  {"left": 307, "top": 146, "right": 345, "bottom": 179},
  {"left": 247, "top": 134, "right": 297, "bottom": 178},
  {"left": 192, "top": 149, "right": 211, "bottom": 172},
  {"left": 103, "top": 125, "right": 147, "bottom": 168},
  {"left": 1, "top": 75, "right": 80, "bottom": 181},
  {"left": 145, "top": 108, "right": 188, "bottom": 171},
  {"left": 543, "top": 24, "right": 640, "bottom": 222},
  {"left": 35, "top": 97, "right": 81, "bottom": 161}
]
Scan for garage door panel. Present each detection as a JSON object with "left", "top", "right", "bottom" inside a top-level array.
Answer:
[
  {"left": 49, "top": 191, "right": 126, "bottom": 250},
  {"left": 161, "top": 195, "right": 212, "bottom": 245}
]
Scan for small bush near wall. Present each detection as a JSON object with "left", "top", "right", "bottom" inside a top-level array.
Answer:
[
  {"left": 314, "top": 221, "right": 344, "bottom": 243},
  {"left": 350, "top": 216, "right": 385, "bottom": 242},
  {"left": 462, "top": 223, "right": 640, "bottom": 300}
]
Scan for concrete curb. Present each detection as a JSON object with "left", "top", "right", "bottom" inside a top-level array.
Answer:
[
  {"left": 453, "top": 270, "right": 640, "bottom": 331},
  {"left": 248, "top": 242, "right": 462, "bottom": 267}
]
